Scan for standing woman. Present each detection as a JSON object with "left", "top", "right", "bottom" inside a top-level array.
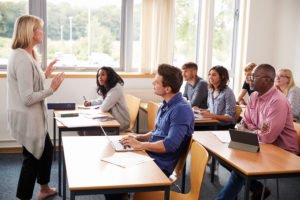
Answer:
[
  {"left": 275, "top": 68, "right": 300, "bottom": 122},
  {"left": 7, "top": 15, "right": 64, "bottom": 200},
  {"left": 194, "top": 66, "right": 236, "bottom": 129},
  {"left": 84, "top": 66, "right": 130, "bottom": 131}
]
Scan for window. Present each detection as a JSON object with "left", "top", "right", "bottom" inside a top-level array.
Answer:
[
  {"left": 174, "top": 0, "right": 199, "bottom": 67},
  {"left": 131, "top": 0, "right": 142, "bottom": 71},
  {"left": 47, "top": 0, "right": 122, "bottom": 70},
  {"left": 0, "top": 0, "right": 28, "bottom": 68},
  {"left": 0, "top": 0, "right": 240, "bottom": 78},
  {"left": 212, "top": 0, "right": 238, "bottom": 73}
]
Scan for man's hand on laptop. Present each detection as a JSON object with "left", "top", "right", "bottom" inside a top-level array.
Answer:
[{"left": 120, "top": 135, "right": 143, "bottom": 149}]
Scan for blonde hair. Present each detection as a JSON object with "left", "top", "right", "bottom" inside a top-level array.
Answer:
[
  {"left": 275, "top": 68, "right": 295, "bottom": 96},
  {"left": 244, "top": 62, "right": 257, "bottom": 73},
  {"left": 11, "top": 15, "right": 43, "bottom": 60}
]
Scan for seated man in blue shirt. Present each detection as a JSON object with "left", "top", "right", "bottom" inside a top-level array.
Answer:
[{"left": 121, "top": 63, "right": 195, "bottom": 176}]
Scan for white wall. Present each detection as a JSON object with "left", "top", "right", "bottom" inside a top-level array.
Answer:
[{"left": 246, "top": 0, "right": 300, "bottom": 85}]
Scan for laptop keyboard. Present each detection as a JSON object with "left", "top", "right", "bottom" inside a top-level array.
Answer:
[{"left": 112, "top": 141, "right": 133, "bottom": 150}]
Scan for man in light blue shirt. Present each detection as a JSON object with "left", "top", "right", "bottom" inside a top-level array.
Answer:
[{"left": 121, "top": 64, "right": 194, "bottom": 176}]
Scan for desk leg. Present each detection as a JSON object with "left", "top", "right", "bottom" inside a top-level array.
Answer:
[
  {"left": 63, "top": 152, "right": 66, "bottom": 200},
  {"left": 210, "top": 157, "right": 216, "bottom": 183},
  {"left": 58, "top": 129, "right": 62, "bottom": 196},
  {"left": 244, "top": 178, "right": 250, "bottom": 200},
  {"left": 53, "top": 113, "right": 56, "bottom": 160},
  {"left": 164, "top": 186, "right": 170, "bottom": 200},
  {"left": 181, "top": 164, "right": 186, "bottom": 193}
]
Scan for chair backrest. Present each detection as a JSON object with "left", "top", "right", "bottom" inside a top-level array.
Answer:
[
  {"left": 293, "top": 122, "right": 300, "bottom": 150},
  {"left": 235, "top": 105, "right": 243, "bottom": 123},
  {"left": 132, "top": 140, "right": 209, "bottom": 200},
  {"left": 169, "top": 138, "right": 192, "bottom": 183},
  {"left": 184, "top": 140, "right": 209, "bottom": 199},
  {"left": 147, "top": 101, "right": 160, "bottom": 131},
  {"left": 125, "top": 94, "right": 141, "bottom": 132}
]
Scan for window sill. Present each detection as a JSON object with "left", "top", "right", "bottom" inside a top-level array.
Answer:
[{"left": 0, "top": 71, "right": 155, "bottom": 79}]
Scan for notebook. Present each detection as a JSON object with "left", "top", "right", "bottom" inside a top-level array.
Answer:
[
  {"left": 228, "top": 129, "right": 260, "bottom": 153},
  {"left": 99, "top": 124, "right": 142, "bottom": 152}
]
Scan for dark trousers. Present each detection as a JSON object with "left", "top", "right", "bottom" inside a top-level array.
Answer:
[{"left": 16, "top": 134, "right": 53, "bottom": 199}]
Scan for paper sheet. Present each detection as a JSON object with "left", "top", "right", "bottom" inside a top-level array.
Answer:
[
  {"left": 55, "top": 116, "right": 99, "bottom": 128},
  {"left": 101, "top": 152, "right": 154, "bottom": 168},
  {"left": 211, "top": 131, "right": 231, "bottom": 143}
]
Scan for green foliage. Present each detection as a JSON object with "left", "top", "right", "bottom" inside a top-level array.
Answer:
[
  {"left": 174, "top": 0, "right": 197, "bottom": 61},
  {"left": 0, "top": 1, "right": 27, "bottom": 38}
]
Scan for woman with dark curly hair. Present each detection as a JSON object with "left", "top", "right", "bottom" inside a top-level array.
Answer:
[
  {"left": 84, "top": 66, "right": 130, "bottom": 131},
  {"left": 193, "top": 65, "right": 236, "bottom": 129}
]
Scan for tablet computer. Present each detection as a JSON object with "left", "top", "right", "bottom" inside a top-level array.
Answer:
[{"left": 228, "top": 129, "right": 260, "bottom": 153}]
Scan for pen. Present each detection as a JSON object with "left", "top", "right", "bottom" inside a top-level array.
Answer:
[{"left": 83, "top": 96, "right": 87, "bottom": 101}]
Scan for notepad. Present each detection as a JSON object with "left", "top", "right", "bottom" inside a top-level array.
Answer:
[
  {"left": 101, "top": 152, "right": 153, "bottom": 168},
  {"left": 211, "top": 131, "right": 231, "bottom": 143}
]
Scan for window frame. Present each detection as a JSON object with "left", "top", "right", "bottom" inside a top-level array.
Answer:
[{"left": 1, "top": 0, "right": 240, "bottom": 82}]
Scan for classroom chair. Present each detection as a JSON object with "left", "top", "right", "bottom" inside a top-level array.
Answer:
[
  {"left": 122, "top": 94, "right": 141, "bottom": 134},
  {"left": 293, "top": 122, "right": 300, "bottom": 150},
  {"left": 133, "top": 140, "right": 209, "bottom": 200},
  {"left": 147, "top": 101, "right": 159, "bottom": 131}
]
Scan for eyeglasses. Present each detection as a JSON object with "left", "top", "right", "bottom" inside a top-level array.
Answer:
[
  {"left": 249, "top": 75, "right": 271, "bottom": 82},
  {"left": 276, "top": 75, "right": 289, "bottom": 79}
]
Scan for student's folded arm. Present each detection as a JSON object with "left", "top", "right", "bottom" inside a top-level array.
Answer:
[
  {"left": 243, "top": 101, "right": 257, "bottom": 130},
  {"left": 257, "top": 100, "right": 288, "bottom": 143}
]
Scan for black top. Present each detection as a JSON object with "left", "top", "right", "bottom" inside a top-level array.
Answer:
[{"left": 242, "top": 81, "right": 254, "bottom": 95}]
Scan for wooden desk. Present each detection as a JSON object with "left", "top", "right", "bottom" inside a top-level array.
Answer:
[
  {"left": 194, "top": 118, "right": 219, "bottom": 130},
  {"left": 193, "top": 131, "right": 300, "bottom": 200},
  {"left": 54, "top": 111, "right": 120, "bottom": 196},
  {"left": 62, "top": 136, "right": 171, "bottom": 200}
]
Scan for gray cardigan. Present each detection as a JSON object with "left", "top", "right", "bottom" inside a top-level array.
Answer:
[
  {"left": 91, "top": 83, "right": 130, "bottom": 131},
  {"left": 7, "top": 48, "right": 53, "bottom": 159}
]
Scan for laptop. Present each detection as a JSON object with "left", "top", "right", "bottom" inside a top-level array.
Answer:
[
  {"left": 228, "top": 129, "right": 260, "bottom": 153},
  {"left": 99, "top": 124, "right": 142, "bottom": 152}
]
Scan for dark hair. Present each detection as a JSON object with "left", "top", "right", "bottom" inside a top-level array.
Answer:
[
  {"left": 208, "top": 65, "right": 229, "bottom": 91},
  {"left": 158, "top": 64, "right": 183, "bottom": 93},
  {"left": 182, "top": 62, "right": 198, "bottom": 70},
  {"left": 96, "top": 66, "right": 124, "bottom": 98}
]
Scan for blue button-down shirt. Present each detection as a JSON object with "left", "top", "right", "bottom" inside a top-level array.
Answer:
[{"left": 147, "top": 93, "right": 194, "bottom": 176}]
